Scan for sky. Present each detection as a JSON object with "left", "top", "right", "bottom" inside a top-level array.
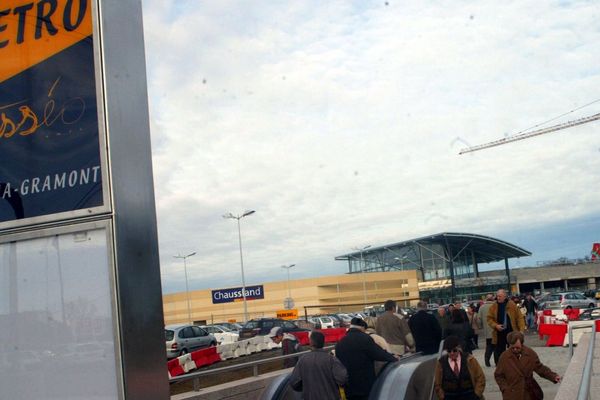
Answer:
[{"left": 139, "top": 1, "right": 600, "bottom": 294}]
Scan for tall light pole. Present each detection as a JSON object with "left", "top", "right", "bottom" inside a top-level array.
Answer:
[
  {"left": 352, "top": 245, "right": 371, "bottom": 305},
  {"left": 281, "top": 264, "right": 296, "bottom": 306},
  {"left": 174, "top": 251, "right": 196, "bottom": 324},
  {"left": 223, "top": 210, "right": 255, "bottom": 323}
]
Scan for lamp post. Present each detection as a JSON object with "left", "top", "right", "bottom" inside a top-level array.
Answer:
[
  {"left": 352, "top": 245, "right": 371, "bottom": 305},
  {"left": 223, "top": 210, "right": 255, "bottom": 323},
  {"left": 281, "top": 264, "right": 296, "bottom": 299},
  {"left": 174, "top": 251, "right": 196, "bottom": 324}
]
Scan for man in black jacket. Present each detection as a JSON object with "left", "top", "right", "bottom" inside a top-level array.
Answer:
[
  {"left": 335, "top": 318, "right": 397, "bottom": 400},
  {"left": 408, "top": 300, "right": 442, "bottom": 355}
]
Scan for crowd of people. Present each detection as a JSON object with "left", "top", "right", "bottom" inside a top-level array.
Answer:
[{"left": 279, "top": 289, "right": 560, "bottom": 400}]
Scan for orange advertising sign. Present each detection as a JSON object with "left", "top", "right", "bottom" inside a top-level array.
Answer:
[
  {"left": 0, "top": 0, "right": 92, "bottom": 84},
  {"left": 276, "top": 309, "right": 298, "bottom": 320}
]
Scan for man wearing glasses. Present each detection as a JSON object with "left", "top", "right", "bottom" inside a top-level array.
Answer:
[{"left": 434, "top": 335, "right": 485, "bottom": 400}]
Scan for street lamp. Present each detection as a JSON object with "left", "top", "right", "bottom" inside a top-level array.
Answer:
[
  {"left": 281, "top": 264, "right": 296, "bottom": 302},
  {"left": 352, "top": 245, "right": 371, "bottom": 305},
  {"left": 223, "top": 210, "right": 255, "bottom": 323},
  {"left": 174, "top": 251, "right": 196, "bottom": 324}
]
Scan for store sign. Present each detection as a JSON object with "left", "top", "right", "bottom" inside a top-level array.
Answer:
[
  {"left": 276, "top": 309, "right": 298, "bottom": 320},
  {"left": 592, "top": 243, "right": 600, "bottom": 261},
  {"left": 212, "top": 285, "right": 264, "bottom": 304},
  {"left": 0, "top": 0, "right": 104, "bottom": 225}
]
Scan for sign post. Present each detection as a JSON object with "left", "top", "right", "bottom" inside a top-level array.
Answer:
[{"left": 0, "top": 1, "right": 168, "bottom": 399}]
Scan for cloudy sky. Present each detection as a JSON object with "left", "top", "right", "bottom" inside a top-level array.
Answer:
[{"left": 140, "top": 1, "right": 600, "bottom": 294}]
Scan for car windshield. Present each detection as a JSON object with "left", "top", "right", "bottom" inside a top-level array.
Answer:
[
  {"left": 165, "top": 330, "right": 174, "bottom": 341},
  {"left": 244, "top": 321, "right": 259, "bottom": 329}
]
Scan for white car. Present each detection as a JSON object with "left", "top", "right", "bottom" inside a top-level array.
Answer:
[
  {"left": 200, "top": 325, "right": 239, "bottom": 344},
  {"left": 309, "top": 316, "right": 335, "bottom": 329}
]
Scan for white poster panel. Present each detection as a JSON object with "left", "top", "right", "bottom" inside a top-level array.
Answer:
[{"left": 0, "top": 228, "right": 119, "bottom": 399}]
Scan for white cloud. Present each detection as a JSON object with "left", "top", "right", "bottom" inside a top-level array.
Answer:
[{"left": 141, "top": 0, "right": 600, "bottom": 293}]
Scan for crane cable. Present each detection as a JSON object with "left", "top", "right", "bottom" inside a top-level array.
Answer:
[{"left": 514, "top": 97, "right": 600, "bottom": 136}]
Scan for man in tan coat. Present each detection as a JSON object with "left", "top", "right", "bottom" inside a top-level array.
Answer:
[
  {"left": 375, "top": 299, "right": 414, "bottom": 355},
  {"left": 494, "top": 331, "right": 560, "bottom": 400},
  {"left": 486, "top": 289, "right": 525, "bottom": 364}
]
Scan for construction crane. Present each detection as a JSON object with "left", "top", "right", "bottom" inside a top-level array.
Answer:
[{"left": 459, "top": 111, "right": 600, "bottom": 155}]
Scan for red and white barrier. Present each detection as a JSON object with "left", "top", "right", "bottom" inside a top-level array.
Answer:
[{"left": 167, "top": 328, "right": 347, "bottom": 378}]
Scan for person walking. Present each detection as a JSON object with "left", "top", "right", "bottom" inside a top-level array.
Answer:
[
  {"left": 435, "top": 306, "right": 449, "bottom": 335},
  {"left": 375, "top": 299, "right": 414, "bottom": 355},
  {"left": 408, "top": 300, "right": 442, "bottom": 355},
  {"left": 290, "top": 331, "right": 348, "bottom": 400},
  {"left": 467, "top": 304, "right": 482, "bottom": 350},
  {"left": 269, "top": 327, "right": 301, "bottom": 368},
  {"left": 335, "top": 317, "right": 398, "bottom": 400},
  {"left": 486, "top": 289, "right": 525, "bottom": 365},
  {"left": 444, "top": 309, "right": 475, "bottom": 354},
  {"left": 494, "top": 331, "right": 561, "bottom": 400},
  {"left": 434, "top": 335, "right": 486, "bottom": 400},
  {"left": 522, "top": 293, "right": 538, "bottom": 331},
  {"left": 478, "top": 294, "right": 496, "bottom": 367}
]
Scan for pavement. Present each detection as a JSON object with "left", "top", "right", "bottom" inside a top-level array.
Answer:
[{"left": 470, "top": 330, "right": 570, "bottom": 400}]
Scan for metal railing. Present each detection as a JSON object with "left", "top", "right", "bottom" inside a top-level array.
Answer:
[
  {"left": 568, "top": 321, "right": 596, "bottom": 358},
  {"left": 576, "top": 322, "right": 597, "bottom": 400},
  {"left": 169, "top": 346, "right": 333, "bottom": 391}
]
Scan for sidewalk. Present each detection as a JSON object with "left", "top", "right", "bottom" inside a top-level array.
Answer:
[{"left": 471, "top": 331, "right": 569, "bottom": 400}]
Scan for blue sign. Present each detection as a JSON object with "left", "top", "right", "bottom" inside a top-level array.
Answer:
[
  {"left": 0, "top": 3, "right": 103, "bottom": 225},
  {"left": 212, "top": 285, "right": 264, "bottom": 304}
]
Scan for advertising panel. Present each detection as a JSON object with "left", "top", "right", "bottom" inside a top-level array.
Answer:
[
  {"left": 212, "top": 285, "right": 264, "bottom": 304},
  {"left": 592, "top": 243, "right": 600, "bottom": 261},
  {"left": 0, "top": 0, "right": 106, "bottom": 227},
  {"left": 276, "top": 309, "right": 298, "bottom": 320}
]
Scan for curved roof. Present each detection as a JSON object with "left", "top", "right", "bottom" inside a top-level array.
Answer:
[{"left": 336, "top": 232, "right": 531, "bottom": 264}]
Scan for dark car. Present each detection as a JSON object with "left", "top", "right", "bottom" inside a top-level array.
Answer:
[
  {"left": 238, "top": 318, "right": 308, "bottom": 340},
  {"left": 578, "top": 307, "right": 600, "bottom": 321}
]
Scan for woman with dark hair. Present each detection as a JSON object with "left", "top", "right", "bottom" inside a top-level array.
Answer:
[
  {"left": 444, "top": 309, "right": 475, "bottom": 354},
  {"left": 434, "top": 335, "right": 485, "bottom": 400}
]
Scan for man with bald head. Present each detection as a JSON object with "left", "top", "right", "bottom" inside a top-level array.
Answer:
[{"left": 486, "top": 289, "right": 525, "bottom": 364}]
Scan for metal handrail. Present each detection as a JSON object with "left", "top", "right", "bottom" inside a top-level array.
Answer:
[
  {"left": 568, "top": 321, "right": 596, "bottom": 358},
  {"left": 169, "top": 345, "right": 334, "bottom": 391},
  {"left": 576, "top": 322, "right": 596, "bottom": 400}
]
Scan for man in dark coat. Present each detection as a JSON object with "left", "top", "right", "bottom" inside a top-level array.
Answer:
[
  {"left": 290, "top": 331, "right": 347, "bottom": 400},
  {"left": 408, "top": 300, "right": 442, "bottom": 355},
  {"left": 335, "top": 318, "right": 397, "bottom": 400}
]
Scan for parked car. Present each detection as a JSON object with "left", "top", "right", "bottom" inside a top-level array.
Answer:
[
  {"left": 578, "top": 307, "right": 600, "bottom": 321},
  {"left": 583, "top": 289, "right": 600, "bottom": 300},
  {"left": 335, "top": 313, "right": 353, "bottom": 327},
  {"left": 538, "top": 292, "right": 597, "bottom": 310},
  {"left": 292, "top": 318, "right": 317, "bottom": 330},
  {"left": 309, "top": 316, "right": 335, "bottom": 329},
  {"left": 238, "top": 318, "right": 308, "bottom": 340},
  {"left": 216, "top": 322, "right": 244, "bottom": 332},
  {"left": 200, "top": 325, "right": 239, "bottom": 344},
  {"left": 165, "top": 324, "right": 217, "bottom": 359}
]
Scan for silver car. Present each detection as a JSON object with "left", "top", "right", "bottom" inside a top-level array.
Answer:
[
  {"left": 165, "top": 324, "right": 217, "bottom": 359},
  {"left": 538, "top": 292, "right": 597, "bottom": 310}
]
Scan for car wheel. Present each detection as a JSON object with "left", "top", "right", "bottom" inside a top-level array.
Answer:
[
  {"left": 210, "top": 341, "right": 216, "bottom": 347},
  {"left": 589, "top": 303, "right": 595, "bottom": 309},
  {"left": 179, "top": 349, "right": 188, "bottom": 356}
]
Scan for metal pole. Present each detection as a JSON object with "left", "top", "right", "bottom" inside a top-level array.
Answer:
[
  {"left": 286, "top": 267, "right": 292, "bottom": 299},
  {"left": 236, "top": 217, "right": 249, "bottom": 323},
  {"left": 183, "top": 256, "right": 192, "bottom": 324},
  {"left": 360, "top": 250, "right": 367, "bottom": 305}
]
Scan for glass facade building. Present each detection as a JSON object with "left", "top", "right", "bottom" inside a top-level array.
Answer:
[{"left": 336, "top": 232, "right": 530, "bottom": 304}]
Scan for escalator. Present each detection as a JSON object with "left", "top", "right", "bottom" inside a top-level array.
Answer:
[{"left": 259, "top": 352, "right": 439, "bottom": 400}]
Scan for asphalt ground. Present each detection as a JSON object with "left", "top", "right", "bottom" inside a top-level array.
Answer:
[{"left": 470, "top": 329, "right": 569, "bottom": 400}]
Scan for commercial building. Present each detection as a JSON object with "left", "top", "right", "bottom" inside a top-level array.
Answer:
[
  {"left": 163, "top": 270, "right": 419, "bottom": 325},
  {"left": 335, "top": 232, "right": 531, "bottom": 304},
  {"left": 480, "top": 261, "right": 600, "bottom": 294}
]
